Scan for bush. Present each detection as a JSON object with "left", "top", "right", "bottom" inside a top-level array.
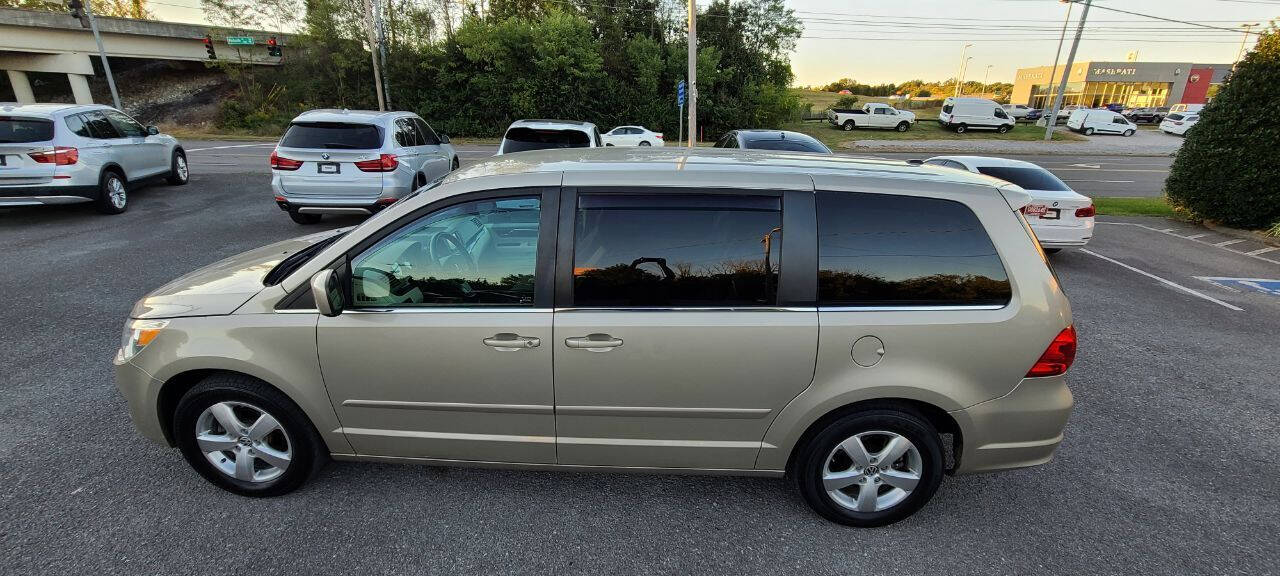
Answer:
[
  {"left": 834, "top": 95, "right": 859, "bottom": 108},
  {"left": 1166, "top": 26, "right": 1280, "bottom": 229},
  {"left": 916, "top": 89, "right": 932, "bottom": 97}
]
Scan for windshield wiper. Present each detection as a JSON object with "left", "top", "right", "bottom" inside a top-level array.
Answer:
[{"left": 263, "top": 232, "right": 346, "bottom": 286}]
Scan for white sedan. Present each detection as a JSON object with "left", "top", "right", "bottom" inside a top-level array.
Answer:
[
  {"left": 601, "top": 125, "right": 665, "bottom": 147},
  {"left": 923, "top": 156, "right": 1094, "bottom": 252},
  {"left": 1159, "top": 112, "right": 1199, "bottom": 136}
]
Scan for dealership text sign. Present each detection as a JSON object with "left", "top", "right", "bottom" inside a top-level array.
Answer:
[{"left": 1093, "top": 68, "right": 1137, "bottom": 76}]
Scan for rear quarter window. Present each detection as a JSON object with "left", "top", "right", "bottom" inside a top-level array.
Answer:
[
  {"left": 280, "top": 122, "right": 383, "bottom": 149},
  {"left": 816, "top": 191, "right": 1011, "bottom": 307},
  {"left": 0, "top": 118, "right": 54, "bottom": 143}
]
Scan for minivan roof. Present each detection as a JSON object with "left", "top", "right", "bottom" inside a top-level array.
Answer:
[{"left": 447, "top": 147, "right": 1015, "bottom": 193}]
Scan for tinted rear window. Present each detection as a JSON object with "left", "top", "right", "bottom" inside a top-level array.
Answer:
[
  {"left": 280, "top": 122, "right": 383, "bottom": 149},
  {"left": 502, "top": 127, "right": 590, "bottom": 153},
  {"left": 817, "top": 191, "right": 1011, "bottom": 307},
  {"left": 572, "top": 194, "right": 781, "bottom": 307},
  {"left": 745, "top": 138, "right": 830, "bottom": 154},
  {"left": 0, "top": 118, "right": 54, "bottom": 143},
  {"left": 974, "top": 166, "right": 1070, "bottom": 192},
  {"left": 1166, "top": 113, "right": 1184, "bottom": 121}
]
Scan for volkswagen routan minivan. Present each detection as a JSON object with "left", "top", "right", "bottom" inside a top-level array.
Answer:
[{"left": 116, "top": 148, "right": 1075, "bottom": 527}]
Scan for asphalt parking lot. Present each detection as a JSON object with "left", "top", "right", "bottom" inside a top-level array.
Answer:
[{"left": 1, "top": 145, "right": 1277, "bottom": 574}]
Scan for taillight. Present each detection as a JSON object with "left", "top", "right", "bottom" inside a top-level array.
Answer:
[
  {"left": 1075, "top": 205, "right": 1096, "bottom": 218},
  {"left": 28, "top": 146, "right": 78, "bottom": 165},
  {"left": 655, "top": 133, "right": 664, "bottom": 139},
  {"left": 270, "top": 150, "right": 302, "bottom": 170},
  {"left": 1026, "top": 326, "right": 1077, "bottom": 377},
  {"left": 355, "top": 153, "right": 398, "bottom": 172}
]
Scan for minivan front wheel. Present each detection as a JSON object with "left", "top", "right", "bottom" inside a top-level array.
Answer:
[
  {"left": 795, "top": 407, "right": 944, "bottom": 527},
  {"left": 173, "top": 374, "right": 325, "bottom": 497}
]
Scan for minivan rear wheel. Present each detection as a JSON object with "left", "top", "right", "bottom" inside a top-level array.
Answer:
[
  {"left": 954, "top": 124, "right": 967, "bottom": 134},
  {"left": 795, "top": 407, "right": 944, "bottom": 527},
  {"left": 173, "top": 373, "right": 326, "bottom": 497}
]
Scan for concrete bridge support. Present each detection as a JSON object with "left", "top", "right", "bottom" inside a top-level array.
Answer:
[{"left": 0, "top": 53, "right": 97, "bottom": 104}]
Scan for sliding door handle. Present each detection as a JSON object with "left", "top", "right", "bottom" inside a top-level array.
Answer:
[
  {"left": 565, "top": 334, "right": 624, "bottom": 352},
  {"left": 482, "top": 333, "right": 540, "bottom": 351}
]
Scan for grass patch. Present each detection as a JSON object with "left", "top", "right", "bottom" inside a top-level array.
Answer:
[{"left": 1092, "top": 196, "right": 1179, "bottom": 218}]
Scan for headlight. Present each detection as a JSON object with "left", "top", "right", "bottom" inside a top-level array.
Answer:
[{"left": 119, "top": 319, "right": 169, "bottom": 361}]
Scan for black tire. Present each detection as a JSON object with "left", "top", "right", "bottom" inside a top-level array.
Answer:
[
  {"left": 996, "top": 124, "right": 1011, "bottom": 134},
  {"left": 639, "top": 141, "right": 652, "bottom": 146},
  {"left": 1083, "top": 127, "right": 1095, "bottom": 136},
  {"left": 1123, "top": 129, "right": 1135, "bottom": 137},
  {"left": 955, "top": 124, "right": 967, "bottom": 134},
  {"left": 166, "top": 149, "right": 189, "bottom": 185},
  {"left": 95, "top": 169, "right": 127, "bottom": 214},
  {"left": 289, "top": 210, "right": 322, "bottom": 225},
  {"left": 895, "top": 122, "right": 909, "bottom": 132},
  {"left": 452, "top": 157, "right": 460, "bottom": 170},
  {"left": 173, "top": 373, "right": 327, "bottom": 497},
  {"left": 413, "top": 173, "right": 425, "bottom": 190},
  {"left": 842, "top": 120, "right": 855, "bottom": 131},
  {"left": 795, "top": 406, "right": 944, "bottom": 527}
]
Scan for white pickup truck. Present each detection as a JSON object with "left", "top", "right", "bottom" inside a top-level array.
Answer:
[{"left": 826, "top": 103, "right": 917, "bottom": 132}]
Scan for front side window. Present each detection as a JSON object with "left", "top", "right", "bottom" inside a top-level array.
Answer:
[
  {"left": 942, "top": 104, "right": 954, "bottom": 114},
  {"left": 817, "top": 191, "right": 1011, "bottom": 307},
  {"left": 994, "top": 108, "right": 1009, "bottom": 119},
  {"left": 874, "top": 108, "right": 889, "bottom": 115},
  {"left": 104, "top": 110, "right": 146, "bottom": 137},
  {"left": 572, "top": 194, "right": 781, "bottom": 307},
  {"left": 413, "top": 118, "right": 440, "bottom": 145},
  {"left": 350, "top": 196, "right": 541, "bottom": 307},
  {"left": 81, "top": 111, "right": 120, "bottom": 139}
]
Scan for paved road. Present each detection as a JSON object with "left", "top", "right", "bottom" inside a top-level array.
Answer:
[
  {"left": 181, "top": 140, "right": 1172, "bottom": 198},
  {"left": 1, "top": 158, "right": 1276, "bottom": 574}
]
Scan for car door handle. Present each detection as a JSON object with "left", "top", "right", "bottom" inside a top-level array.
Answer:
[
  {"left": 482, "top": 333, "right": 540, "bottom": 351},
  {"left": 565, "top": 334, "right": 624, "bottom": 352}
]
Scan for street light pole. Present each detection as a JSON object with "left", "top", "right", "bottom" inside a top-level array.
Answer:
[
  {"left": 83, "top": 0, "right": 121, "bottom": 109},
  {"left": 1235, "top": 22, "right": 1260, "bottom": 65},
  {"left": 982, "top": 64, "right": 992, "bottom": 97},
  {"left": 1045, "top": 0, "right": 1091, "bottom": 141},
  {"left": 1045, "top": 0, "right": 1074, "bottom": 110},
  {"left": 687, "top": 0, "right": 697, "bottom": 147},
  {"left": 953, "top": 43, "right": 972, "bottom": 97},
  {"left": 958, "top": 56, "right": 973, "bottom": 96}
]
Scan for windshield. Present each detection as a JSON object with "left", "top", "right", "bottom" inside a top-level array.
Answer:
[
  {"left": 263, "top": 231, "right": 347, "bottom": 286},
  {"left": 502, "top": 127, "right": 590, "bottom": 153},
  {"left": 975, "top": 166, "right": 1071, "bottom": 192},
  {"left": 0, "top": 118, "right": 54, "bottom": 143},
  {"left": 280, "top": 122, "right": 383, "bottom": 149}
]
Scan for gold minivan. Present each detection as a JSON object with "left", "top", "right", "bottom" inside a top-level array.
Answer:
[{"left": 115, "top": 148, "right": 1075, "bottom": 527}]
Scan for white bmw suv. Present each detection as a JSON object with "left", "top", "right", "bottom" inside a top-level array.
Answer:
[{"left": 270, "top": 109, "right": 459, "bottom": 224}]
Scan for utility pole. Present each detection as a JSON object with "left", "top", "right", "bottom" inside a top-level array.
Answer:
[
  {"left": 687, "top": 0, "right": 697, "bottom": 148},
  {"left": 376, "top": 0, "right": 391, "bottom": 109},
  {"left": 82, "top": 0, "right": 122, "bottom": 109},
  {"left": 1042, "top": 0, "right": 1073, "bottom": 118},
  {"left": 362, "top": 0, "right": 386, "bottom": 110},
  {"left": 953, "top": 43, "right": 972, "bottom": 97},
  {"left": 958, "top": 56, "right": 972, "bottom": 95},
  {"left": 1045, "top": 0, "right": 1090, "bottom": 141},
  {"left": 1235, "top": 22, "right": 1260, "bottom": 65},
  {"left": 982, "top": 64, "right": 992, "bottom": 97}
]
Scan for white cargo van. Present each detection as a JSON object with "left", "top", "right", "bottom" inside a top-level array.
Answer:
[
  {"left": 1066, "top": 108, "right": 1136, "bottom": 137},
  {"left": 938, "top": 97, "right": 1016, "bottom": 133}
]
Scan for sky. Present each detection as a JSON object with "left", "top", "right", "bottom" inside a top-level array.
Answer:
[{"left": 148, "top": 0, "right": 1279, "bottom": 86}]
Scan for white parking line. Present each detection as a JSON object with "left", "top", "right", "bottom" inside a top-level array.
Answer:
[
  {"left": 1079, "top": 248, "right": 1244, "bottom": 311},
  {"left": 186, "top": 144, "right": 275, "bottom": 152},
  {"left": 1214, "top": 239, "right": 1245, "bottom": 247},
  {"left": 1247, "top": 246, "right": 1279, "bottom": 256},
  {"left": 1095, "top": 222, "right": 1280, "bottom": 266}
]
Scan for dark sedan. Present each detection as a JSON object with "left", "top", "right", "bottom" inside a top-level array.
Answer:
[
  {"left": 712, "top": 129, "right": 832, "bottom": 154},
  {"left": 1122, "top": 107, "right": 1169, "bottom": 123}
]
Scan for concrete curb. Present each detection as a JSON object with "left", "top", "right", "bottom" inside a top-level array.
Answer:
[{"left": 1203, "top": 221, "right": 1280, "bottom": 248}]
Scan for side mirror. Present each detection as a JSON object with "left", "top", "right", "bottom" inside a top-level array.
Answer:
[
  {"left": 310, "top": 269, "right": 344, "bottom": 317},
  {"left": 146, "top": 125, "right": 160, "bottom": 136},
  {"left": 439, "top": 134, "right": 450, "bottom": 144}
]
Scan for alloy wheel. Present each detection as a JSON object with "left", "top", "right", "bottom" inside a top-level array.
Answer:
[
  {"left": 194, "top": 401, "right": 293, "bottom": 483},
  {"left": 822, "top": 430, "right": 923, "bottom": 513},
  {"left": 176, "top": 155, "right": 189, "bottom": 181},
  {"left": 108, "top": 176, "right": 127, "bottom": 209}
]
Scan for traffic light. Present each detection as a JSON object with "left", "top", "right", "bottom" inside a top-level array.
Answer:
[
  {"left": 67, "top": 0, "right": 90, "bottom": 28},
  {"left": 203, "top": 34, "right": 217, "bottom": 60},
  {"left": 267, "top": 36, "right": 282, "bottom": 58}
]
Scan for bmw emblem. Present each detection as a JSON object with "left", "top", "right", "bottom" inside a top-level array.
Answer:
[{"left": 321, "top": 153, "right": 331, "bottom": 160}]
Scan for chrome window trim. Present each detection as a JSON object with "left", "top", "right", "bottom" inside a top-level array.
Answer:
[
  {"left": 342, "top": 307, "right": 553, "bottom": 314},
  {"left": 554, "top": 307, "right": 816, "bottom": 313},
  {"left": 818, "top": 304, "right": 1006, "bottom": 312}
]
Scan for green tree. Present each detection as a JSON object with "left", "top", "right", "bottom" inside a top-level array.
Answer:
[
  {"left": 834, "top": 95, "right": 858, "bottom": 108},
  {"left": 1166, "top": 25, "right": 1280, "bottom": 229}
]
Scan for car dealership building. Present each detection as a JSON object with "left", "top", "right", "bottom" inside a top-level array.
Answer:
[{"left": 1010, "top": 61, "right": 1232, "bottom": 109}]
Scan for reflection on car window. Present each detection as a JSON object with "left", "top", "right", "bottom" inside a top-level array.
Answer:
[
  {"left": 105, "top": 110, "right": 146, "bottom": 137},
  {"left": 974, "top": 166, "right": 1070, "bottom": 192},
  {"left": 817, "top": 191, "right": 1011, "bottom": 307},
  {"left": 82, "top": 112, "right": 121, "bottom": 139},
  {"left": 572, "top": 194, "right": 781, "bottom": 307},
  {"left": 746, "top": 139, "right": 829, "bottom": 154},
  {"left": 351, "top": 196, "right": 541, "bottom": 307},
  {"left": 281, "top": 122, "right": 383, "bottom": 149}
]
